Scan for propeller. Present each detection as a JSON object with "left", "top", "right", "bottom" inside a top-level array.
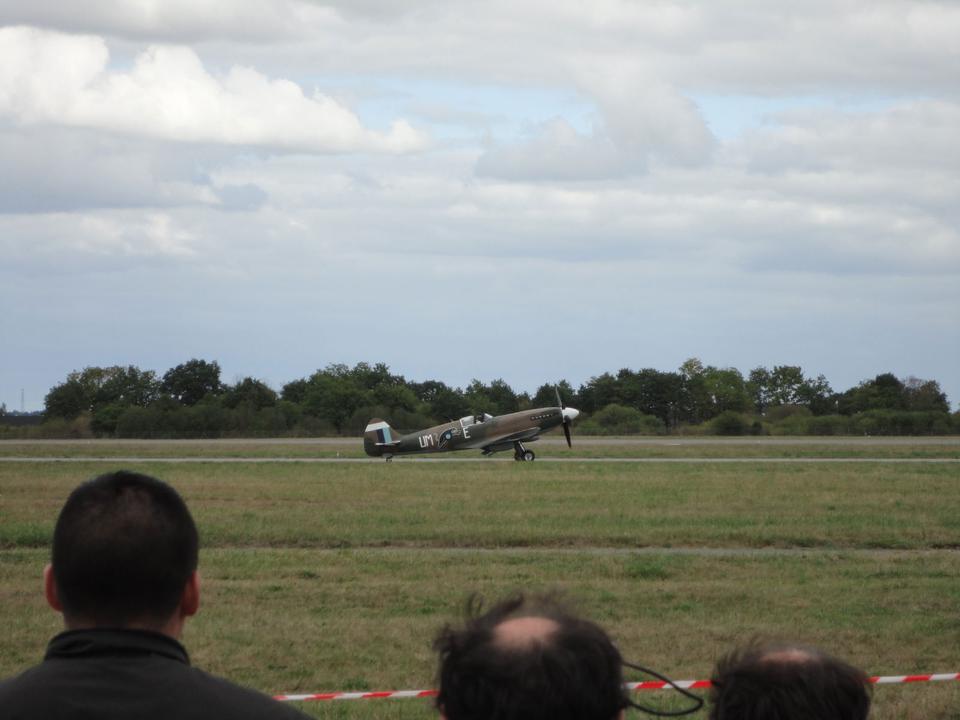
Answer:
[{"left": 555, "top": 386, "right": 579, "bottom": 448}]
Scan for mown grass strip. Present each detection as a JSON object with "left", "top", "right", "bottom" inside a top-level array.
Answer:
[{"left": 2, "top": 462, "right": 958, "bottom": 550}]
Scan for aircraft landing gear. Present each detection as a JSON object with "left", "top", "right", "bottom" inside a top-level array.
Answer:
[{"left": 513, "top": 442, "right": 535, "bottom": 462}]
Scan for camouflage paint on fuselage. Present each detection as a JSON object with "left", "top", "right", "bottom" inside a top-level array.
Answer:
[{"left": 363, "top": 407, "right": 572, "bottom": 459}]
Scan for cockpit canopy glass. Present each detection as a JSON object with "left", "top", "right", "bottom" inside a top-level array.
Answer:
[{"left": 459, "top": 413, "right": 494, "bottom": 427}]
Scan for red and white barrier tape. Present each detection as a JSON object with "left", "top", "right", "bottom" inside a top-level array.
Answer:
[
  {"left": 274, "top": 673, "right": 960, "bottom": 702},
  {"left": 277, "top": 690, "right": 438, "bottom": 702}
]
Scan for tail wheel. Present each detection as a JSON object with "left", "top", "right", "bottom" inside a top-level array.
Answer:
[{"left": 522, "top": 450, "right": 535, "bottom": 462}]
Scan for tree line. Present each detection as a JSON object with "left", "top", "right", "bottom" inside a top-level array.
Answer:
[{"left": 19, "top": 358, "right": 957, "bottom": 438}]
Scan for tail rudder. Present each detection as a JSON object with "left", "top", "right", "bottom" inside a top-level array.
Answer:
[{"left": 364, "top": 418, "right": 398, "bottom": 456}]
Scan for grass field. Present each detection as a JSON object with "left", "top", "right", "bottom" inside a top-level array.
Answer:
[{"left": 1, "top": 441, "right": 958, "bottom": 718}]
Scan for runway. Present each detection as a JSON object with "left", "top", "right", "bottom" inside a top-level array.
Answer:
[
  {"left": 1, "top": 456, "right": 957, "bottom": 463},
  {"left": 3, "top": 436, "right": 957, "bottom": 463},
  {"left": 3, "top": 437, "right": 960, "bottom": 446}
]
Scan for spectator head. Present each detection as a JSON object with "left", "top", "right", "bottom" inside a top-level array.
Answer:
[
  {"left": 709, "top": 641, "right": 871, "bottom": 720},
  {"left": 434, "top": 593, "right": 628, "bottom": 720},
  {"left": 46, "top": 470, "right": 200, "bottom": 633}
]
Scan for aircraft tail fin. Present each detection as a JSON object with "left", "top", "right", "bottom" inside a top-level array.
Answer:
[{"left": 364, "top": 418, "right": 400, "bottom": 456}]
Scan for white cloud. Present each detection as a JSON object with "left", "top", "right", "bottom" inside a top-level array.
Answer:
[
  {"left": 0, "top": 0, "right": 330, "bottom": 41},
  {"left": 735, "top": 100, "right": 960, "bottom": 175},
  {"left": 477, "top": 67, "right": 714, "bottom": 181},
  {"left": 1, "top": 211, "right": 198, "bottom": 266},
  {"left": 575, "top": 64, "right": 715, "bottom": 165},
  {"left": 5, "top": 3, "right": 959, "bottom": 96},
  {"left": 477, "top": 118, "right": 628, "bottom": 181},
  {"left": 156, "top": 1, "right": 959, "bottom": 98},
  {"left": 0, "top": 127, "right": 222, "bottom": 213},
  {"left": 0, "top": 26, "right": 427, "bottom": 153},
  {"left": 187, "top": 136, "right": 958, "bottom": 278}
]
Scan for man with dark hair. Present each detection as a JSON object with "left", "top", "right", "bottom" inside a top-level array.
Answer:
[
  {"left": 0, "top": 470, "right": 307, "bottom": 720},
  {"left": 434, "top": 593, "right": 629, "bottom": 720},
  {"left": 709, "top": 641, "right": 871, "bottom": 720}
]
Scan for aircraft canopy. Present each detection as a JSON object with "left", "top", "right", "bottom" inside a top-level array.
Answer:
[{"left": 459, "top": 413, "right": 494, "bottom": 427}]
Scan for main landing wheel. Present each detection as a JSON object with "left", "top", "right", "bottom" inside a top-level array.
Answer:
[{"left": 513, "top": 442, "right": 535, "bottom": 461}]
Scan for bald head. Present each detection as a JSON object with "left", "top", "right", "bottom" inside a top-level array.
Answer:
[
  {"left": 710, "top": 641, "right": 871, "bottom": 720},
  {"left": 759, "top": 647, "right": 816, "bottom": 665},
  {"left": 434, "top": 594, "right": 626, "bottom": 720},
  {"left": 493, "top": 615, "right": 559, "bottom": 650}
]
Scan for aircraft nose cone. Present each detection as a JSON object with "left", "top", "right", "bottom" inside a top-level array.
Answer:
[{"left": 562, "top": 407, "right": 580, "bottom": 422}]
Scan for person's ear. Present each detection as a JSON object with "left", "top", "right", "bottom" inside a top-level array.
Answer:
[
  {"left": 180, "top": 570, "right": 200, "bottom": 618},
  {"left": 44, "top": 564, "right": 63, "bottom": 612}
]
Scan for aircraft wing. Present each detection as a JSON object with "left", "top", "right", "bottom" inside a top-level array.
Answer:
[{"left": 478, "top": 427, "right": 541, "bottom": 453}]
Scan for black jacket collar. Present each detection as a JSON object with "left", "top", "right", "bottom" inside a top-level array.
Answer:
[{"left": 45, "top": 628, "right": 190, "bottom": 665}]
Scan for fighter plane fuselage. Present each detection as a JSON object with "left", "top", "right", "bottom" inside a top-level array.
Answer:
[{"left": 364, "top": 405, "right": 577, "bottom": 461}]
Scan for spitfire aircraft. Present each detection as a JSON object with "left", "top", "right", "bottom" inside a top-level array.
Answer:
[{"left": 364, "top": 390, "right": 580, "bottom": 461}]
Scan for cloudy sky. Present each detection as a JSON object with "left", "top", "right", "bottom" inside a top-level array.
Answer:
[{"left": 2, "top": 1, "right": 958, "bottom": 412}]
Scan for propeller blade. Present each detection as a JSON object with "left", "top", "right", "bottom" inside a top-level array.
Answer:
[{"left": 556, "top": 386, "right": 573, "bottom": 447}]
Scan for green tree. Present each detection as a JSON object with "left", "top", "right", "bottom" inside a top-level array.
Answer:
[
  {"left": 92, "top": 404, "right": 127, "bottom": 435},
  {"left": 222, "top": 377, "right": 277, "bottom": 410},
  {"left": 44, "top": 379, "right": 89, "bottom": 419},
  {"left": 303, "top": 367, "right": 369, "bottom": 433},
  {"left": 712, "top": 410, "right": 750, "bottom": 436},
  {"left": 769, "top": 366, "right": 806, "bottom": 406},
  {"left": 580, "top": 404, "right": 664, "bottom": 435},
  {"left": 410, "top": 380, "right": 469, "bottom": 421},
  {"left": 463, "top": 379, "right": 518, "bottom": 416},
  {"left": 750, "top": 366, "right": 833, "bottom": 415},
  {"left": 531, "top": 380, "right": 577, "bottom": 408},
  {"left": 115, "top": 406, "right": 162, "bottom": 438},
  {"left": 96, "top": 366, "right": 161, "bottom": 407},
  {"left": 578, "top": 373, "right": 619, "bottom": 413},
  {"left": 350, "top": 362, "right": 400, "bottom": 391},
  {"left": 371, "top": 383, "right": 419, "bottom": 413},
  {"left": 747, "top": 367, "right": 773, "bottom": 414},
  {"left": 280, "top": 378, "right": 308, "bottom": 404},
  {"left": 838, "top": 373, "right": 906, "bottom": 415},
  {"left": 796, "top": 374, "right": 834, "bottom": 415},
  {"left": 903, "top": 377, "right": 949, "bottom": 413},
  {"left": 44, "top": 365, "right": 161, "bottom": 420},
  {"left": 634, "top": 369, "right": 682, "bottom": 426},
  {"left": 703, "top": 367, "right": 749, "bottom": 415},
  {"left": 486, "top": 379, "right": 519, "bottom": 414},
  {"left": 615, "top": 369, "right": 643, "bottom": 409},
  {"left": 871, "top": 373, "right": 906, "bottom": 409},
  {"left": 678, "top": 358, "right": 710, "bottom": 423},
  {"left": 162, "top": 359, "right": 223, "bottom": 406}
]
